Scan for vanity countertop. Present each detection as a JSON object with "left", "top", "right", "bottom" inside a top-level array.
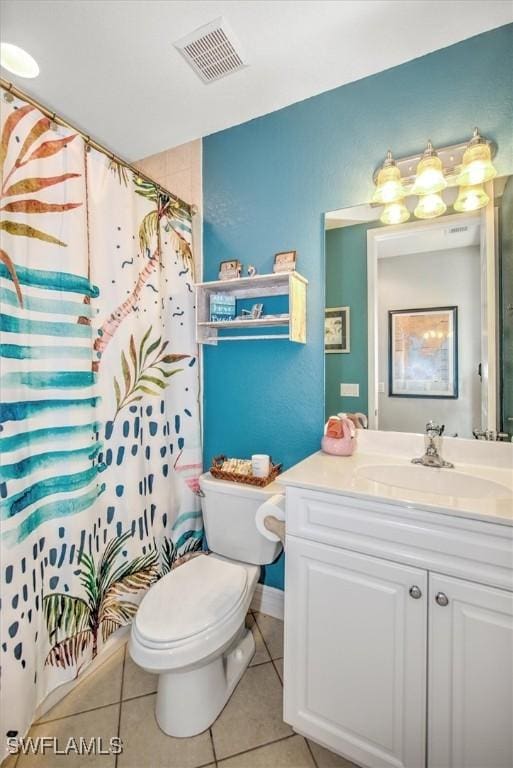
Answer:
[{"left": 279, "top": 431, "right": 513, "bottom": 527}]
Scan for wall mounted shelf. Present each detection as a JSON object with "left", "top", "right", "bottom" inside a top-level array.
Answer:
[{"left": 195, "top": 272, "right": 307, "bottom": 344}]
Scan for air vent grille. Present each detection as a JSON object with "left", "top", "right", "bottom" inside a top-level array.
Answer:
[{"left": 174, "top": 19, "right": 246, "bottom": 83}]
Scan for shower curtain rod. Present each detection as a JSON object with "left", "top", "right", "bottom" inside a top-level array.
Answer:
[{"left": 0, "top": 78, "right": 196, "bottom": 216}]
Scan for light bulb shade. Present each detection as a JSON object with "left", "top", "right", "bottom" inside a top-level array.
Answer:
[
  {"left": 372, "top": 152, "right": 405, "bottom": 204},
  {"left": 380, "top": 201, "right": 410, "bottom": 225},
  {"left": 0, "top": 43, "right": 39, "bottom": 78},
  {"left": 457, "top": 135, "right": 497, "bottom": 186},
  {"left": 412, "top": 153, "right": 447, "bottom": 195},
  {"left": 454, "top": 184, "right": 489, "bottom": 213},
  {"left": 414, "top": 193, "right": 447, "bottom": 220}
]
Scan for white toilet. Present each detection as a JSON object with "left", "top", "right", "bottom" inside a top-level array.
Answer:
[{"left": 129, "top": 472, "right": 283, "bottom": 737}]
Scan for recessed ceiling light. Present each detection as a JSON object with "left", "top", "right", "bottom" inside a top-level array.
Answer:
[{"left": 0, "top": 43, "right": 39, "bottom": 78}]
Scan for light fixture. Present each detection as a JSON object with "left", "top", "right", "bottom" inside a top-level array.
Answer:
[
  {"left": 457, "top": 128, "right": 497, "bottom": 186},
  {"left": 372, "top": 150, "right": 405, "bottom": 204},
  {"left": 0, "top": 42, "right": 39, "bottom": 78},
  {"left": 414, "top": 192, "right": 447, "bottom": 220},
  {"left": 380, "top": 200, "right": 410, "bottom": 225},
  {"left": 454, "top": 183, "right": 489, "bottom": 213},
  {"left": 412, "top": 141, "right": 447, "bottom": 195}
]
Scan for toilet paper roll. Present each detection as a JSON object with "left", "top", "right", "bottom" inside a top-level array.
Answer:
[{"left": 255, "top": 494, "right": 286, "bottom": 542}]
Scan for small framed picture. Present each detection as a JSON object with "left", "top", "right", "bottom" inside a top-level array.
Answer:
[
  {"left": 219, "top": 260, "right": 242, "bottom": 280},
  {"left": 273, "top": 250, "right": 297, "bottom": 273},
  {"left": 389, "top": 306, "right": 458, "bottom": 398},
  {"left": 325, "top": 307, "right": 350, "bottom": 353}
]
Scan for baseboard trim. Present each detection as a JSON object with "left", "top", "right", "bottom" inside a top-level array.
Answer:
[{"left": 251, "top": 583, "right": 284, "bottom": 620}]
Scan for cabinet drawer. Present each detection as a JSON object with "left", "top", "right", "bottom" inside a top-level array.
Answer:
[{"left": 285, "top": 486, "right": 513, "bottom": 591}]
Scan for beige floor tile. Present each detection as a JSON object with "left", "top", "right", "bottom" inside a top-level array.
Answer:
[
  {"left": 253, "top": 612, "right": 284, "bottom": 660},
  {"left": 38, "top": 647, "right": 124, "bottom": 723},
  {"left": 118, "top": 693, "right": 214, "bottom": 768},
  {"left": 246, "top": 614, "right": 271, "bottom": 666},
  {"left": 218, "top": 735, "right": 315, "bottom": 767},
  {"left": 17, "top": 704, "right": 120, "bottom": 767},
  {"left": 308, "top": 740, "right": 361, "bottom": 768},
  {"left": 122, "top": 649, "right": 158, "bottom": 700},
  {"left": 212, "top": 662, "right": 291, "bottom": 760},
  {"left": 1, "top": 752, "right": 19, "bottom": 768},
  {"left": 273, "top": 657, "right": 284, "bottom": 684}
]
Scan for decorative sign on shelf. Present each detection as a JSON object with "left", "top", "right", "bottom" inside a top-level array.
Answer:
[
  {"left": 210, "top": 294, "right": 236, "bottom": 322},
  {"left": 273, "top": 250, "right": 297, "bottom": 273},
  {"left": 218, "top": 260, "right": 242, "bottom": 280}
]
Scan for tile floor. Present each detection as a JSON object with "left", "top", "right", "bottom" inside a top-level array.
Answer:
[{"left": 8, "top": 612, "right": 358, "bottom": 768}]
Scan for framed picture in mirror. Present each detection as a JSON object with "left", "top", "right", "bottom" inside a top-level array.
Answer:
[
  {"left": 388, "top": 306, "right": 458, "bottom": 398},
  {"left": 325, "top": 306, "right": 350, "bottom": 353}
]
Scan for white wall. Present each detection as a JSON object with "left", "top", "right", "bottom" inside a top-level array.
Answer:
[{"left": 377, "top": 246, "right": 481, "bottom": 438}]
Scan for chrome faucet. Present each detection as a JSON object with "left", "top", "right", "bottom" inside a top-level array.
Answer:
[
  {"left": 472, "top": 429, "right": 510, "bottom": 442},
  {"left": 412, "top": 421, "right": 454, "bottom": 469}
]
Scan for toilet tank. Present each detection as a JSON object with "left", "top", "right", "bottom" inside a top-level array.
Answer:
[{"left": 199, "top": 472, "right": 283, "bottom": 565}]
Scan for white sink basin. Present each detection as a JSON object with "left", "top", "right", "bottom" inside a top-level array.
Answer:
[{"left": 356, "top": 464, "right": 511, "bottom": 499}]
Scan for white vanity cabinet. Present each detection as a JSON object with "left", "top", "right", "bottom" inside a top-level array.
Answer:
[
  {"left": 282, "top": 485, "right": 513, "bottom": 768},
  {"left": 284, "top": 536, "right": 427, "bottom": 768},
  {"left": 428, "top": 574, "right": 513, "bottom": 768}
]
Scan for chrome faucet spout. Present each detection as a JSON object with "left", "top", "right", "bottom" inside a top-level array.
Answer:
[{"left": 412, "top": 421, "right": 454, "bottom": 469}]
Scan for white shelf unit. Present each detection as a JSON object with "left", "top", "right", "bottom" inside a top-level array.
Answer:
[{"left": 195, "top": 272, "right": 308, "bottom": 344}]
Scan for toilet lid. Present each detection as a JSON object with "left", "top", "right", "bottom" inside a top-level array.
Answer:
[{"left": 135, "top": 555, "right": 248, "bottom": 645}]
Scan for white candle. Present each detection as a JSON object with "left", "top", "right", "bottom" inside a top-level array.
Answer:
[{"left": 252, "top": 454, "right": 270, "bottom": 478}]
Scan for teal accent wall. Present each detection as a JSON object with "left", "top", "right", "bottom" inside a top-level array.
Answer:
[
  {"left": 203, "top": 25, "right": 513, "bottom": 590},
  {"left": 325, "top": 224, "right": 371, "bottom": 420}
]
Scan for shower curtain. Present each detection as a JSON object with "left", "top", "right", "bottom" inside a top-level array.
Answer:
[{"left": 0, "top": 92, "right": 203, "bottom": 755}]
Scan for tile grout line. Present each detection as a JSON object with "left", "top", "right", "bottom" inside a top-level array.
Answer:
[
  {"left": 115, "top": 645, "right": 127, "bottom": 768},
  {"left": 208, "top": 727, "right": 218, "bottom": 766},
  {"left": 216, "top": 732, "right": 297, "bottom": 765},
  {"left": 37, "top": 688, "right": 158, "bottom": 726},
  {"left": 305, "top": 738, "right": 320, "bottom": 768},
  {"left": 270, "top": 657, "right": 283, "bottom": 686},
  {"left": 252, "top": 612, "right": 280, "bottom": 664}
]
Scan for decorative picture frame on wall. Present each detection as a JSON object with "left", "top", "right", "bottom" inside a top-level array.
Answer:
[
  {"left": 325, "top": 306, "right": 350, "bottom": 353},
  {"left": 388, "top": 306, "right": 458, "bottom": 398}
]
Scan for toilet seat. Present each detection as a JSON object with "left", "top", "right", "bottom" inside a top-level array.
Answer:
[
  {"left": 135, "top": 554, "right": 248, "bottom": 646},
  {"left": 130, "top": 554, "right": 258, "bottom": 671}
]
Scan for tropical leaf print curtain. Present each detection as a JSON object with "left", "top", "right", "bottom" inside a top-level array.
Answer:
[{"left": 0, "top": 92, "right": 203, "bottom": 754}]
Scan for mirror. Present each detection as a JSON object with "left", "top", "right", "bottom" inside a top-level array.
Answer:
[{"left": 324, "top": 176, "right": 512, "bottom": 439}]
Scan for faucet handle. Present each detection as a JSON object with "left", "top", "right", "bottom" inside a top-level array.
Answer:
[{"left": 426, "top": 421, "right": 444, "bottom": 437}]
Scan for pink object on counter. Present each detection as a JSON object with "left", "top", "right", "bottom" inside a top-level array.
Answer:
[{"left": 321, "top": 416, "right": 356, "bottom": 456}]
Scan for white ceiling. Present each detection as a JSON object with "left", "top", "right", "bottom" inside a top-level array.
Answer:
[{"left": 1, "top": 0, "right": 512, "bottom": 161}]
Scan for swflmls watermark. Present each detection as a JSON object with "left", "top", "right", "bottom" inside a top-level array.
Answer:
[{"left": 7, "top": 736, "right": 123, "bottom": 756}]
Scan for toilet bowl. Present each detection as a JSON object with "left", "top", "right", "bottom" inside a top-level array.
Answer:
[{"left": 129, "top": 472, "right": 283, "bottom": 737}]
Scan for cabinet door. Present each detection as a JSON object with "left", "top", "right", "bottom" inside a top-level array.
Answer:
[
  {"left": 428, "top": 573, "right": 513, "bottom": 768},
  {"left": 284, "top": 536, "right": 427, "bottom": 768}
]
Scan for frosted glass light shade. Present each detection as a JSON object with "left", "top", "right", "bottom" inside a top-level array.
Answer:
[
  {"left": 0, "top": 43, "right": 39, "bottom": 78},
  {"left": 380, "top": 201, "right": 410, "bottom": 225},
  {"left": 372, "top": 151, "right": 405, "bottom": 204},
  {"left": 454, "top": 184, "right": 489, "bottom": 213},
  {"left": 412, "top": 142, "right": 447, "bottom": 195},
  {"left": 457, "top": 130, "right": 497, "bottom": 186},
  {"left": 414, "top": 193, "right": 447, "bottom": 219}
]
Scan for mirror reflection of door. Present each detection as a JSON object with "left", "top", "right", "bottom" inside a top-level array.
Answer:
[{"left": 324, "top": 176, "right": 510, "bottom": 439}]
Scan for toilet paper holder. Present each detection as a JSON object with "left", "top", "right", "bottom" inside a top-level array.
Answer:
[{"left": 263, "top": 515, "right": 286, "bottom": 544}]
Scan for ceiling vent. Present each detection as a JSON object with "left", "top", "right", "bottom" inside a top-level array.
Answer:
[{"left": 174, "top": 18, "right": 246, "bottom": 84}]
